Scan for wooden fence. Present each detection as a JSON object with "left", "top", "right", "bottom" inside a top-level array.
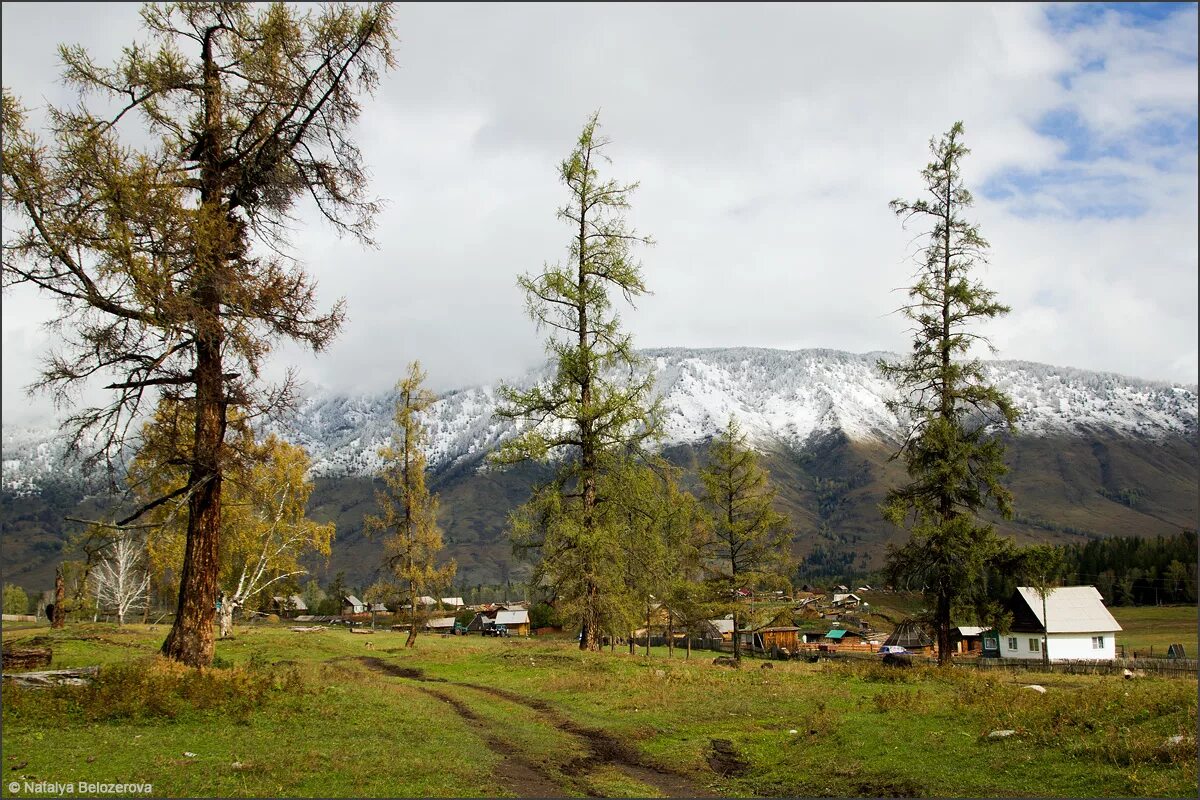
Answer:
[{"left": 971, "top": 656, "right": 1198, "bottom": 678}]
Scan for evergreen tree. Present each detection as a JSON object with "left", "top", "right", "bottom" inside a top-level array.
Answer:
[
  {"left": 365, "top": 362, "right": 456, "bottom": 648},
  {"left": 495, "top": 113, "right": 657, "bottom": 651},
  {"left": 698, "top": 417, "right": 791, "bottom": 661},
  {"left": 878, "top": 122, "right": 1018, "bottom": 665},
  {"left": 1, "top": 3, "right": 396, "bottom": 667}
]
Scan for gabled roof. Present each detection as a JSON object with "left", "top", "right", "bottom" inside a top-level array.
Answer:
[
  {"left": 1016, "top": 586, "right": 1122, "bottom": 633},
  {"left": 344, "top": 595, "right": 363, "bottom": 607},
  {"left": 954, "top": 626, "right": 986, "bottom": 637},
  {"left": 495, "top": 609, "right": 529, "bottom": 625},
  {"left": 441, "top": 597, "right": 465, "bottom": 607},
  {"left": 369, "top": 602, "right": 388, "bottom": 612},
  {"left": 427, "top": 616, "right": 456, "bottom": 628},
  {"left": 290, "top": 594, "right": 307, "bottom": 610},
  {"left": 707, "top": 618, "right": 735, "bottom": 635},
  {"left": 417, "top": 596, "right": 438, "bottom": 606}
]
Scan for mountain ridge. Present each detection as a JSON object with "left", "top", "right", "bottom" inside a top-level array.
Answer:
[{"left": 3, "top": 347, "right": 1196, "bottom": 494}]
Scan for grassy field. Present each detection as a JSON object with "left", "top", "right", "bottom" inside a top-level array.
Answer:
[
  {"left": 1, "top": 620, "right": 1196, "bottom": 799},
  {"left": 1111, "top": 605, "right": 1198, "bottom": 656}
]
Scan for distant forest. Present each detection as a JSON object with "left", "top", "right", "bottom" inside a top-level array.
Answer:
[{"left": 1056, "top": 530, "right": 1197, "bottom": 605}]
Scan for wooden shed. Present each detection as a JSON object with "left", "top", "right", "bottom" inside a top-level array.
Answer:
[{"left": 758, "top": 627, "right": 801, "bottom": 652}]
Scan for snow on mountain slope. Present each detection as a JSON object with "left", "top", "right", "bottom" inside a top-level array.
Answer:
[
  {"left": 280, "top": 347, "right": 1197, "bottom": 478},
  {"left": 3, "top": 348, "right": 1196, "bottom": 489}
]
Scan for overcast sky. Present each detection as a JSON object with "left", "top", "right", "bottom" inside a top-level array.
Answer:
[{"left": 2, "top": 2, "right": 1197, "bottom": 427}]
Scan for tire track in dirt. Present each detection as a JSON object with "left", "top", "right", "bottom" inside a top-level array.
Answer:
[
  {"left": 358, "top": 657, "right": 566, "bottom": 798},
  {"left": 357, "top": 657, "right": 721, "bottom": 798}
]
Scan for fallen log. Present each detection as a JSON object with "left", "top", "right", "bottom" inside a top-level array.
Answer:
[
  {"left": 2, "top": 667, "right": 99, "bottom": 688},
  {"left": 289, "top": 626, "right": 326, "bottom": 632},
  {"left": 350, "top": 628, "right": 375, "bottom": 635}
]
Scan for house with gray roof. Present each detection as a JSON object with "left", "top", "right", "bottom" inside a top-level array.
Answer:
[{"left": 999, "top": 586, "right": 1122, "bottom": 661}]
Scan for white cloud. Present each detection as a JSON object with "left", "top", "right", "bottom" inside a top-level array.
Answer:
[{"left": 2, "top": 2, "right": 1195, "bottom": 430}]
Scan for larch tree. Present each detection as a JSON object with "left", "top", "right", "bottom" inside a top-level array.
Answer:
[
  {"left": 699, "top": 417, "right": 791, "bottom": 661},
  {"left": 878, "top": 121, "right": 1019, "bottom": 666},
  {"left": 129, "top": 401, "right": 334, "bottom": 638},
  {"left": 1, "top": 2, "right": 395, "bottom": 667},
  {"left": 364, "top": 361, "right": 456, "bottom": 648},
  {"left": 494, "top": 112, "right": 658, "bottom": 652}
]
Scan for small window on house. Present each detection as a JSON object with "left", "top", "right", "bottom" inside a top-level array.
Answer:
[
  {"left": 1092, "top": 636, "right": 1104, "bottom": 649},
  {"left": 1029, "top": 638, "right": 1040, "bottom": 652},
  {"left": 1007, "top": 637, "right": 1018, "bottom": 650}
]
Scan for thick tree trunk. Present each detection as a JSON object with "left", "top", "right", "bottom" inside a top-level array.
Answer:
[
  {"left": 161, "top": 349, "right": 223, "bottom": 666},
  {"left": 52, "top": 566, "right": 64, "bottom": 629},
  {"left": 160, "top": 28, "right": 227, "bottom": 669},
  {"left": 732, "top": 606, "right": 741, "bottom": 661},
  {"left": 936, "top": 591, "right": 952, "bottom": 666},
  {"left": 645, "top": 604, "right": 651, "bottom": 657},
  {"left": 667, "top": 611, "right": 674, "bottom": 658},
  {"left": 407, "top": 583, "right": 417, "bottom": 647}
]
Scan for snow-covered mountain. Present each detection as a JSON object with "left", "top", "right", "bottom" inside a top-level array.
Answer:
[{"left": 3, "top": 347, "right": 1196, "bottom": 491}]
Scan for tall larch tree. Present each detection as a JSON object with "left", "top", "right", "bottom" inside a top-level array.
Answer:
[
  {"left": 1, "top": 3, "right": 396, "bottom": 666},
  {"left": 699, "top": 417, "right": 791, "bottom": 661},
  {"left": 494, "top": 112, "right": 658, "bottom": 652},
  {"left": 128, "top": 400, "right": 334, "bottom": 639},
  {"left": 365, "top": 362, "right": 456, "bottom": 648},
  {"left": 878, "top": 121, "right": 1019, "bottom": 666}
]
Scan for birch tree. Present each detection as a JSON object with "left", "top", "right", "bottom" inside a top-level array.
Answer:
[
  {"left": 1, "top": 2, "right": 395, "bottom": 667},
  {"left": 364, "top": 362, "right": 455, "bottom": 648},
  {"left": 495, "top": 112, "right": 658, "bottom": 651},
  {"left": 91, "top": 531, "right": 150, "bottom": 626},
  {"left": 879, "top": 122, "right": 1019, "bottom": 666}
]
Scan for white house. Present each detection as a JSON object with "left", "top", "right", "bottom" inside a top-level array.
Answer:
[
  {"left": 1000, "top": 586, "right": 1122, "bottom": 661},
  {"left": 343, "top": 595, "right": 366, "bottom": 615}
]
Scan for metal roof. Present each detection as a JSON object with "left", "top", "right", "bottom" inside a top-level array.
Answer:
[
  {"left": 344, "top": 595, "right": 363, "bottom": 606},
  {"left": 955, "top": 626, "right": 986, "bottom": 637},
  {"left": 707, "top": 618, "right": 735, "bottom": 634},
  {"left": 1016, "top": 586, "right": 1122, "bottom": 633},
  {"left": 441, "top": 597, "right": 465, "bottom": 607},
  {"left": 494, "top": 609, "right": 529, "bottom": 625},
  {"left": 825, "top": 629, "right": 848, "bottom": 639},
  {"left": 427, "top": 616, "right": 456, "bottom": 628}
]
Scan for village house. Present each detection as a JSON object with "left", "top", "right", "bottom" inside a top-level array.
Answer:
[
  {"left": 441, "top": 597, "right": 465, "bottom": 609},
  {"left": 425, "top": 616, "right": 456, "bottom": 634},
  {"left": 831, "top": 592, "right": 863, "bottom": 608},
  {"left": 700, "top": 617, "right": 735, "bottom": 644},
  {"left": 996, "top": 586, "right": 1122, "bottom": 662},
  {"left": 342, "top": 595, "right": 366, "bottom": 615},
  {"left": 270, "top": 595, "right": 307, "bottom": 618},
  {"left": 952, "top": 626, "right": 987, "bottom": 654},
  {"left": 494, "top": 608, "right": 531, "bottom": 636}
]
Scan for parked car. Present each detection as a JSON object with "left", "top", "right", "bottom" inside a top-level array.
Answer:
[{"left": 878, "top": 645, "right": 912, "bottom": 655}]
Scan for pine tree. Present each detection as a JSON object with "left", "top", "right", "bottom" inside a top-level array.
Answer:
[
  {"left": 365, "top": 362, "right": 456, "bottom": 648},
  {"left": 699, "top": 417, "right": 791, "bottom": 661},
  {"left": 495, "top": 113, "right": 657, "bottom": 652},
  {"left": 1, "top": 3, "right": 395, "bottom": 667},
  {"left": 878, "top": 121, "right": 1019, "bottom": 666}
]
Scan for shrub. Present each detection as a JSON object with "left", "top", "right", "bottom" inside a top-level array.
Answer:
[{"left": 1, "top": 657, "right": 308, "bottom": 725}]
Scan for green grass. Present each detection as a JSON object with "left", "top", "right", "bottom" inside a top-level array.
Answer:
[
  {"left": 2, "top": 622, "right": 1196, "bottom": 798},
  {"left": 1111, "top": 605, "right": 1198, "bottom": 655}
]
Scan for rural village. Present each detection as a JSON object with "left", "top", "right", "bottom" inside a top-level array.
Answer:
[{"left": 1, "top": 1, "right": 1197, "bottom": 798}]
